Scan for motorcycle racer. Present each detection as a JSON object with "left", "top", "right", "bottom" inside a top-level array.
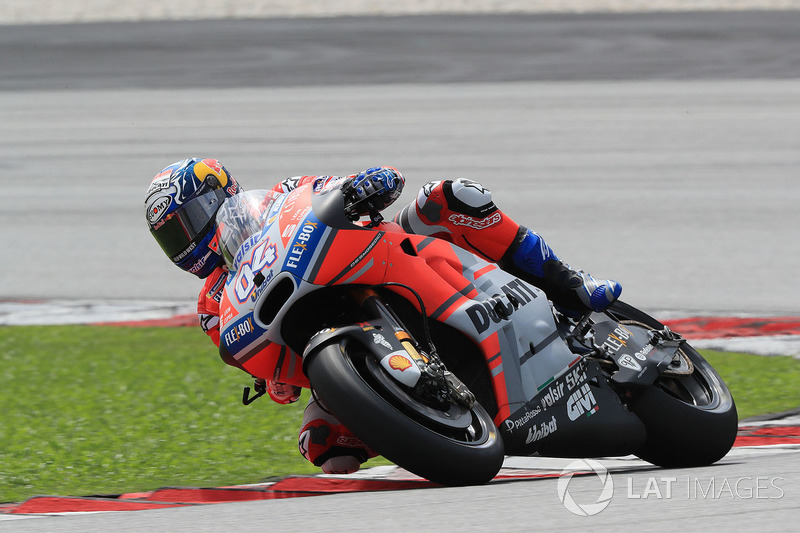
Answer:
[{"left": 145, "top": 158, "right": 622, "bottom": 475}]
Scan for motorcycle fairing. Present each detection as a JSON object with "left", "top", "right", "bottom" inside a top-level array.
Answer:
[
  {"left": 591, "top": 320, "right": 679, "bottom": 386},
  {"left": 217, "top": 185, "right": 644, "bottom": 457},
  {"left": 499, "top": 357, "right": 646, "bottom": 456},
  {"left": 374, "top": 234, "right": 593, "bottom": 424}
]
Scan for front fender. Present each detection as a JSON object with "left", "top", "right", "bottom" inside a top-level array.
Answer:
[{"left": 302, "top": 318, "right": 424, "bottom": 388}]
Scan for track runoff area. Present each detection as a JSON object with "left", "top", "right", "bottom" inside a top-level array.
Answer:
[
  {"left": 3, "top": 0, "right": 800, "bottom": 521},
  {"left": 2, "top": 306, "right": 799, "bottom": 516}
]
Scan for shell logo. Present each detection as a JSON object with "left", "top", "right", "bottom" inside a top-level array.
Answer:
[{"left": 388, "top": 354, "right": 413, "bottom": 372}]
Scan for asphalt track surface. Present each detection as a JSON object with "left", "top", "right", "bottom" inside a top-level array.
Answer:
[
  {"left": 3, "top": 451, "right": 799, "bottom": 531},
  {"left": 2, "top": 11, "right": 800, "bottom": 314},
  {"left": 4, "top": 11, "right": 800, "bottom": 90},
  {"left": 2, "top": 10, "right": 800, "bottom": 531}
]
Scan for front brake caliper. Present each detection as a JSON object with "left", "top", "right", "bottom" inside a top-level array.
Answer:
[{"left": 444, "top": 370, "right": 476, "bottom": 408}]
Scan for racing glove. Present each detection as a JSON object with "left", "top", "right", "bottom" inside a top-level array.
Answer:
[{"left": 342, "top": 167, "right": 405, "bottom": 219}]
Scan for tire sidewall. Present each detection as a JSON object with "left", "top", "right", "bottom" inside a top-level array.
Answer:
[
  {"left": 608, "top": 302, "right": 739, "bottom": 467},
  {"left": 306, "top": 340, "right": 505, "bottom": 485}
]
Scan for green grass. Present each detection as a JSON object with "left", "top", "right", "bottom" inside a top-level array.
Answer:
[
  {"left": 0, "top": 326, "right": 322, "bottom": 504},
  {"left": 700, "top": 350, "right": 800, "bottom": 419},
  {"left": 1, "top": 325, "right": 799, "bottom": 503}
]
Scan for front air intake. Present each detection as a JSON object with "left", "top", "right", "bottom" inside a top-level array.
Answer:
[{"left": 258, "top": 275, "right": 295, "bottom": 325}]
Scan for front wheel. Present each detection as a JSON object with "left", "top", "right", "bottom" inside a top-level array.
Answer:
[
  {"left": 305, "top": 339, "right": 505, "bottom": 486},
  {"left": 605, "top": 301, "right": 738, "bottom": 467}
]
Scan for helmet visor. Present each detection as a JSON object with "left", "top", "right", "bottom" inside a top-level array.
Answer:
[{"left": 150, "top": 188, "right": 227, "bottom": 261}]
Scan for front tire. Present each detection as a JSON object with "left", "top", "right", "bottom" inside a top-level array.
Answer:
[
  {"left": 605, "top": 301, "right": 738, "bottom": 467},
  {"left": 305, "top": 339, "right": 505, "bottom": 486}
]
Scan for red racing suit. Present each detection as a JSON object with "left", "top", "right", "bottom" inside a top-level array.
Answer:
[{"left": 197, "top": 172, "right": 525, "bottom": 472}]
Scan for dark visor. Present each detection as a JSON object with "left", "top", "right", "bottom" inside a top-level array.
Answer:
[{"left": 150, "top": 188, "right": 227, "bottom": 261}]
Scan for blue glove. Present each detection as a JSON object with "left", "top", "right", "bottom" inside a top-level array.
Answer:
[{"left": 345, "top": 167, "right": 405, "bottom": 217}]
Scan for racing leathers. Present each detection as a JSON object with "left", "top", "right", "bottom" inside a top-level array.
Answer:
[{"left": 197, "top": 167, "right": 621, "bottom": 474}]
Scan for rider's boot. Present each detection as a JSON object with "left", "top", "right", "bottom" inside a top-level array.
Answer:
[{"left": 499, "top": 228, "right": 622, "bottom": 314}]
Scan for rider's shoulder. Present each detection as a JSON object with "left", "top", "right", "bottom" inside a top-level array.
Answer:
[{"left": 201, "top": 266, "right": 228, "bottom": 294}]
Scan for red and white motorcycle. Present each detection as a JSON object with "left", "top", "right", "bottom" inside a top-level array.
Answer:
[{"left": 216, "top": 182, "right": 737, "bottom": 486}]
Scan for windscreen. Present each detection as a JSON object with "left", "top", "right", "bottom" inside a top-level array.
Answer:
[{"left": 215, "top": 190, "right": 276, "bottom": 270}]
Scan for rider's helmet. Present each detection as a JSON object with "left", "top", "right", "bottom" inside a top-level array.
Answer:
[{"left": 145, "top": 158, "right": 242, "bottom": 278}]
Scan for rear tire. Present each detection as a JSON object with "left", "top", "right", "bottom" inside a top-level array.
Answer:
[
  {"left": 305, "top": 339, "right": 505, "bottom": 486},
  {"left": 606, "top": 302, "right": 738, "bottom": 467}
]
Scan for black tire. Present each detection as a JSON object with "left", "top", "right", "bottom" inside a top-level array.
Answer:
[
  {"left": 605, "top": 301, "right": 738, "bottom": 467},
  {"left": 305, "top": 339, "right": 505, "bottom": 486}
]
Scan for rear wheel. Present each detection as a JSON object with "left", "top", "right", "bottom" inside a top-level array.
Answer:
[
  {"left": 605, "top": 302, "right": 738, "bottom": 467},
  {"left": 305, "top": 338, "right": 505, "bottom": 486}
]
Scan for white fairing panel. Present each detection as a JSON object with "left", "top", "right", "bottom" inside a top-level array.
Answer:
[{"left": 442, "top": 247, "right": 578, "bottom": 405}]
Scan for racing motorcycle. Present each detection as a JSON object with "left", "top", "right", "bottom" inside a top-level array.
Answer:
[{"left": 216, "top": 182, "right": 738, "bottom": 486}]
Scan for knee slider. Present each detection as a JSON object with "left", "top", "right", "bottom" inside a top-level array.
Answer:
[
  {"left": 450, "top": 178, "right": 493, "bottom": 208},
  {"left": 446, "top": 179, "right": 496, "bottom": 217}
]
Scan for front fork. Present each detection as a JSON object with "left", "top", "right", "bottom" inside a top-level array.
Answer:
[{"left": 356, "top": 288, "right": 476, "bottom": 409}]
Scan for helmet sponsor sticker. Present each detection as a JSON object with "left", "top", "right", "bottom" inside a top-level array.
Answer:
[
  {"left": 195, "top": 159, "right": 229, "bottom": 187},
  {"left": 146, "top": 175, "right": 172, "bottom": 199},
  {"left": 147, "top": 196, "right": 172, "bottom": 224},
  {"left": 172, "top": 241, "right": 197, "bottom": 262},
  {"left": 188, "top": 250, "right": 213, "bottom": 274}
]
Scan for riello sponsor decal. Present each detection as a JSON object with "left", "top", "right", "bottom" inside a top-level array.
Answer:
[{"left": 525, "top": 415, "right": 558, "bottom": 444}]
